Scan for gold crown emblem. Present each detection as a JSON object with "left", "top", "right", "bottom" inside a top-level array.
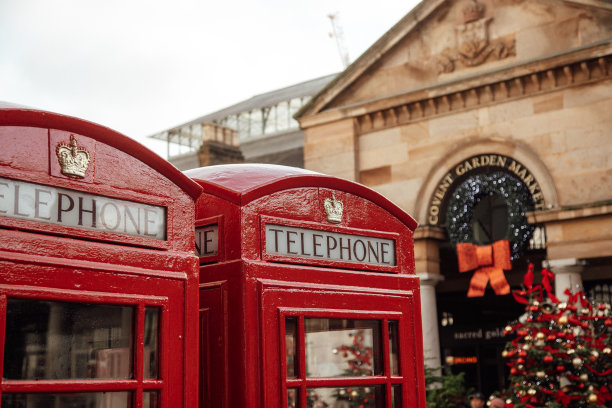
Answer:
[
  {"left": 462, "top": 0, "right": 486, "bottom": 23},
  {"left": 56, "top": 135, "right": 90, "bottom": 178},
  {"left": 324, "top": 193, "right": 344, "bottom": 223}
]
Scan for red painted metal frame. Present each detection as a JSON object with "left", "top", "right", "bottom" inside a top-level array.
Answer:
[
  {"left": 0, "top": 106, "right": 202, "bottom": 408},
  {"left": 260, "top": 280, "right": 421, "bottom": 408},
  {"left": 0, "top": 106, "right": 201, "bottom": 200},
  {"left": 192, "top": 164, "right": 425, "bottom": 408}
]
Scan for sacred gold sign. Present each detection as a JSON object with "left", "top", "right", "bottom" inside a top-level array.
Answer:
[{"left": 427, "top": 154, "right": 545, "bottom": 225}]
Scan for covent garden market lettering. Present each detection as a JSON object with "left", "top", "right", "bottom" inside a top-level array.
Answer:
[{"left": 427, "top": 154, "right": 545, "bottom": 225}]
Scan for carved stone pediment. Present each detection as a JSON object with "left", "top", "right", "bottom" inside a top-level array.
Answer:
[{"left": 435, "top": 0, "right": 516, "bottom": 74}]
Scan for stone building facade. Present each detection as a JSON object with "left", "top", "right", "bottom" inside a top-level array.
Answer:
[{"left": 296, "top": 0, "right": 612, "bottom": 394}]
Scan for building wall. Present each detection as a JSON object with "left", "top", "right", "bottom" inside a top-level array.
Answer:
[{"left": 298, "top": 0, "right": 612, "bottom": 384}]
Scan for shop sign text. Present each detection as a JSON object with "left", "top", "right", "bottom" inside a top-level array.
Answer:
[{"left": 428, "top": 154, "right": 545, "bottom": 225}]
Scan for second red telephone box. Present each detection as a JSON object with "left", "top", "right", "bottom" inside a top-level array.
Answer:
[{"left": 187, "top": 164, "right": 425, "bottom": 408}]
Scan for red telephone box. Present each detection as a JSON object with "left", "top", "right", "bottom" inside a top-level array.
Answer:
[
  {"left": 187, "top": 164, "right": 426, "bottom": 408},
  {"left": 0, "top": 104, "right": 202, "bottom": 408}
]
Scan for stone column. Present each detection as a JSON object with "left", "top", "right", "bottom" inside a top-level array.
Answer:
[
  {"left": 418, "top": 272, "right": 444, "bottom": 369},
  {"left": 414, "top": 226, "right": 445, "bottom": 369},
  {"left": 544, "top": 258, "right": 585, "bottom": 302}
]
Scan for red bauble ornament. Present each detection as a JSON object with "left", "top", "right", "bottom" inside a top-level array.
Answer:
[
  {"left": 510, "top": 367, "right": 518, "bottom": 375},
  {"left": 557, "top": 365, "right": 565, "bottom": 372},
  {"left": 604, "top": 318, "right": 612, "bottom": 327},
  {"left": 544, "top": 355, "right": 554, "bottom": 363},
  {"left": 519, "top": 350, "right": 527, "bottom": 357},
  {"left": 547, "top": 335, "right": 556, "bottom": 341}
]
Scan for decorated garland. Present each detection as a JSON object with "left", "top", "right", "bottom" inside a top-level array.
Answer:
[{"left": 446, "top": 171, "right": 535, "bottom": 260}]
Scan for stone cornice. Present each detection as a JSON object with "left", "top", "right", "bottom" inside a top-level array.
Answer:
[
  {"left": 526, "top": 201, "right": 612, "bottom": 224},
  {"left": 298, "top": 41, "right": 612, "bottom": 130}
]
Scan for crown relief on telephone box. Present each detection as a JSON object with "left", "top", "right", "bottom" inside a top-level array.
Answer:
[
  {"left": 0, "top": 105, "right": 202, "bottom": 408},
  {"left": 294, "top": 0, "right": 612, "bottom": 397}
]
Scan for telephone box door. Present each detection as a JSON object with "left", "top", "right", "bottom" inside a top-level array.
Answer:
[{"left": 261, "top": 281, "right": 421, "bottom": 408}]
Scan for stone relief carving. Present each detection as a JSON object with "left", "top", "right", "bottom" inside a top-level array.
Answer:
[{"left": 436, "top": 0, "right": 515, "bottom": 74}]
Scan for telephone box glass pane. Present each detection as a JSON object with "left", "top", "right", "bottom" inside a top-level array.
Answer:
[
  {"left": 392, "top": 385, "right": 401, "bottom": 407},
  {"left": 285, "top": 317, "right": 298, "bottom": 378},
  {"left": 304, "top": 318, "right": 382, "bottom": 377},
  {"left": 306, "top": 385, "right": 384, "bottom": 408},
  {"left": 144, "top": 307, "right": 160, "bottom": 379},
  {"left": 1, "top": 392, "right": 131, "bottom": 407},
  {"left": 388, "top": 320, "right": 399, "bottom": 376},
  {"left": 287, "top": 388, "right": 298, "bottom": 408},
  {"left": 3, "top": 298, "right": 134, "bottom": 380},
  {"left": 143, "top": 391, "right": 159, "bottom": 408}
]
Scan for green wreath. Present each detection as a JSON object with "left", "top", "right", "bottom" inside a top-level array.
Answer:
[{"left": 445, "top": 171, "right": 535, "bottom": 260}]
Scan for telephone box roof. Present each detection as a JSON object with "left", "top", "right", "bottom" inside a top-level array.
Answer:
[
  {"left": 186, "top": 163, "right": 418, "bottom": 231},
  {"left": 0, "top": 103, "right": 203, "bottom": 200}
]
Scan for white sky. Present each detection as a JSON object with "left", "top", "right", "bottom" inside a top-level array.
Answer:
[{"left": 1, "top": 0, "right": 421, "bottom": 154}]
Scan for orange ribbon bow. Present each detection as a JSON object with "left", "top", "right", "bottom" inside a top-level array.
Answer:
[{"left": 456, "top": 240, "right": 512, "bottom": 297}]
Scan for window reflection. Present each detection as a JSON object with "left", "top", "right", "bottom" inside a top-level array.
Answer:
[
  {"left": 285, "top": 317, "right": 298, "bottom": 378},
  {"left": 144, "top": 307, "right": 160, "bottom": 379},
  {"left": 287, "top": 388, "right": 298, "bottom": 408},
  {"left": 143, "top": 391, "right": 158, "bottom": 408},
  {"left": 3, "top": 299, "right": 134, "bottom": 380},
  {"left": 304, "top": 319, "right": 382, "bottom": 377},
  {"left": 1, "top": 392, "right": 131, "bottom": 408},
  {"left": 307, "top": 386, "right": 384, "bottom": 408},
  {"left": 392, "top": 385, "right": 401, "bottom": 407},
  {"left": 388, "top": 321, "right": 399, "bottom": 376}
]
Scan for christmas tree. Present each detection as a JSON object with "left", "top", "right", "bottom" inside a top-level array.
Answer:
[
  {"left": 331, "top": 329, "right": 377, "bottom": 407},
  {"left": 502, "top": 264, "right": 612, "bottom": 407}
]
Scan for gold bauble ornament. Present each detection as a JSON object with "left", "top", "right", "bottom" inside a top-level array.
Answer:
[
  {"left": 525, "top": 335, "right": 533, "bottom": 342},
  {"left": 518, "top": 390, "right": 526, "bottom": 397},
  {"left": 588, "top": 393, "right": 598, "bottom": 403},
  {"left": 559, "top": 302, "right": 567, "bottom": 310},
  {"left": 518, "top": 364, "right": 524, "bottom": 370},
  {"left": 505, "top": 399, "right": 512, "bottom": 405},
  {"left": 536, "top": 371, "right": 545, "bottom": 378},
  {"left": 580, "top": 373, "right": 589, "bottom": 381},
  {"left": 502, "top": 350, "right": 509, "bottom": 358},
  {"left": 505, "top": 325, "right": 513, "bottom": 333},
  {"left": 536, "top": 332, "right": 545, "bottom": 340},
  {"left": 572, "top": 357, "right": 582, "bottom": 367},
  {"left": 603, "top": 347, "right": 611, "bottom": 354},
  {"left": 528, "top": 389, "right": 537, "bottom": 396},
  {"left": 558, "top": 315, "right": 569, "bottom": 324},
  {"left": 568, "top": 349, "right": 575, "bottom": 355},
  {"left": 591, "top": 350, "right": 599, "bottom": 358}
]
